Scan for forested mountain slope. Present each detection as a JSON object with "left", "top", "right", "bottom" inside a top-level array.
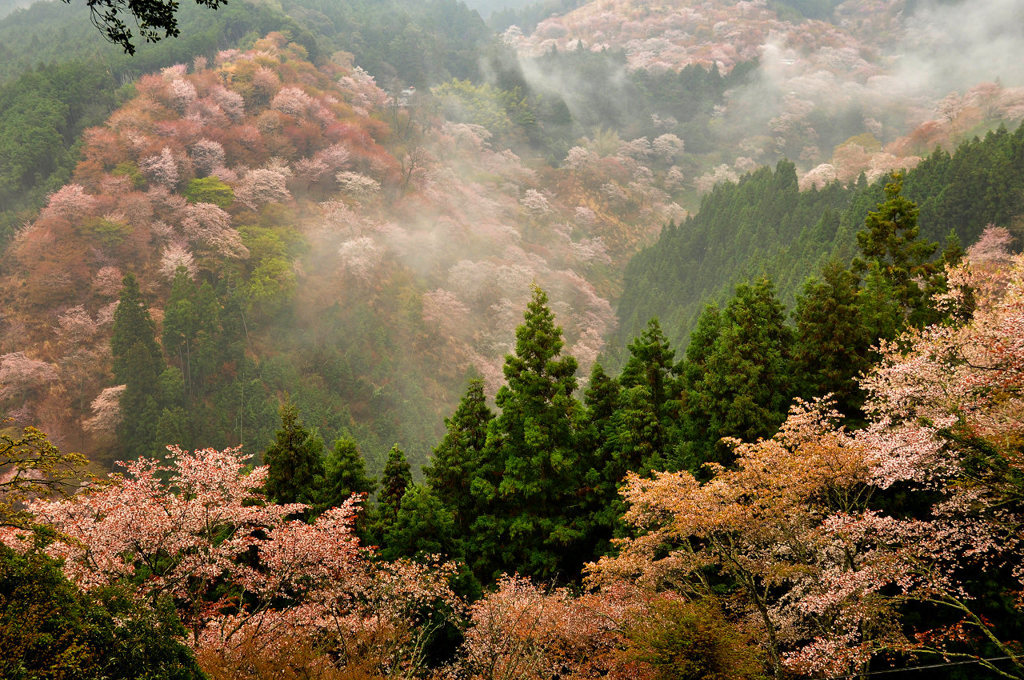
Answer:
[
  {"left": 0, "top": 35, "right": 680, "bottom": 470},
  {"left": 615, "top": 123, "right": 1024, "bottom": 351}
]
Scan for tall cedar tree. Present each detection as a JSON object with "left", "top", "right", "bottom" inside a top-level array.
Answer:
[
  {"left": 616, "top": 318, "right": 681, "bottom": 471},
  {"left": 682, "top": 278, "right": 793, "bottom": 469},
  {"left": 853, "top": 174, "right": 938, "bottom": 330},
  {"left": 578, "top": 362, "right": 621, "bottom": 555},
  {"left": 471, "top": 286, "right": 584, "bottom": 583},
  {"left": 378, "top": 444, "right": 413, "bottom": 532},
  {"left": 264, "top": 403, "right": 325, "bottom": 506},
  {"left": 792, "top": 259, "right": 872, "bottom": 418},
  {"left": 162, "top": 270, "right": 222, "bottom": 403},
  {"left": 423, "top": 378, "right": 493, "bottom": 536},
  {"left": 111, "top": 272, "right": 166, "bottom": 460},
  {"left": 318, "top": 436, "right": 376, "bottom": 513}
]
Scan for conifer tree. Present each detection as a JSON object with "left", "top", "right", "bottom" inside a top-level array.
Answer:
[
  {"left": 318, "top": 436, "right": 376, "bottom": 512},
  {"left": 683, "top": 278, "right": 793, "bottom": 468},
  {"left": 111, "top": 272, "right": 166, "bottom": 459},
  {"left": 792, "top": 259, "right": 871, "bottom": 417},
  {"left": 471, "top": 286, "right": 584, "bottom": 582},
  {"left": 853, "top": 173, "right": 938, "bottom": 329},
  {"left": 577, "top": 362, "right": 621, "bottom": 559},
  {"left": 264, "top": 403, "right": 325, "bottom": 506},
  {"left": 382, "top": 484, "right": 458, "bottom": 561},
  {"left": 423, "top": 378, "right": 492, "bottom": 535},
  {"left": 378, "top": 444, "right": 413, "bottom": 531},
  {"left": 616, "top": 318, "right": 681, "bottom": 469}
]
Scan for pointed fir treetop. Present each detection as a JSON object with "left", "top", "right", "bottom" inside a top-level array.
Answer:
[
  {"left": 379, "top": 443, "right": 413, "bottom": 526},
  {"left": 854, "top": 173, "right": 937, "bottom": 285},
  {"left": 319, "top": 436, "right": 376, "bottom": 511},
  {"left": 499, "top": 285, "right": 578, "bottom": 409},
  {"left": 619, "top": 317, "right": 677, "bottom": 409},
  {"left": 424, "top": 378, "right": 492, "bottom": 503},
  {"left": 264, "top": 402, "right": 326, "bottom": 506},
  {"left": 583, "top": 363, "right": 620, "bottom": 423}
]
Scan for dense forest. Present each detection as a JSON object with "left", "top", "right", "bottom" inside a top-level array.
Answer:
[
  {"left": 615, "top": 123, "right": 1024, "bottom": 355},
  {"left": 3, "top": 0, "right": 1024, "bottom": 677}
]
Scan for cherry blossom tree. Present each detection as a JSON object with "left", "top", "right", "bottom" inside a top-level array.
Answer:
[
  {"left": 236, "top": 166, "right": 292, "bottom": 209},
  {"left": 140, "top": 147, "right": 180, "bottom": 188},
  {"left": 0, "top": 353, "right": 59, "bottom": 403},
  {"left": 44, "top": 184, "right": 98, "bottom": 221},
  {"left": 181, "top": 203, "right": 248, "bottom": 260},
  {"left": 271, "top": 86, "right": 314, "bottom": 117},
  {"left": 83, "top": 385, "right": 126, "bottom": 435},
  {"left": 456, "top": 575, "right": 631, "bottom": 680},
  {"left": 189, "top": 139, "right": 226, "bottom": 177},
  {"left": 30, "top": 445, "right": 462, "bottom": 676}
]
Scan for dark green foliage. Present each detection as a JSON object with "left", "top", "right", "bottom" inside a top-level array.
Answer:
[
  {"left": 792, "top": 259, "right": 871, "bottom": 416},
  {"left": 318, "top": 436, "right": 376, "bottom": 512},
  {"left": 264, "top": 403, "right": 326, "bottom": 506},
  {"left": 577, "top": 362, "right": 622, "bottom": 554},
  {"left": 111, "top": 272, "right": 167, "bottom": 460},
  {"left": 0, "top": 545, "right": 203, "bottom": 680},
  {"left": 681, "top": 278, "right": 794, "bottom": 469},
  {"left": 470, "top": 286, "right": 585, "bottom": 583},
  {"left": 616, "top": 318, "right": 681, "bottom": 471},
  {"left": 279, "top": 0, "right": 491, "bottom": 88},
  {"left": 382, "top": 483, "right": 457, "bottom": 560},
  {"left": 378, "top": 443, "right": 413, "bottom": 530},
  {"left": 616, "top": 123, "right": 1024, "bottom": 356},
  {"left": 73, "top": 0, "right": 225, "bottom": 55},
  {"left": 159, "top": 269, "right": 229, "bottom": 450},
  {"left": 853, "top": 173, "right": 938, "bottom": 328},
  {"left": 0, "top": 61, "right": 116, "bottom": 242},
  {"left": 423, "top": 378, "right": 493, "bottom": 535}
]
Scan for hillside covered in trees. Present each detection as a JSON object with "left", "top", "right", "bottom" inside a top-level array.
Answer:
[{"left": 3, "top": 0, "right": 1024, "bottom": 677}]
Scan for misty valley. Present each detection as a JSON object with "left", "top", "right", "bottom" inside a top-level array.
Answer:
[{"left": 2, "top": 0, "right": 1024, "bottom": 678}]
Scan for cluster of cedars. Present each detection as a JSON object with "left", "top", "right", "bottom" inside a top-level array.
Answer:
[{"left": 254, "top": 173, "right": 958, "bottom": 601}]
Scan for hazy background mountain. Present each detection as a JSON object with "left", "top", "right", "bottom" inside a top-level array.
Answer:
[{"left": 1, "top": 0, "right": 1022, "bottom": 473}]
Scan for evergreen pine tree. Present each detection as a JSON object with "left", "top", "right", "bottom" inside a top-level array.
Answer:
[
  {"left": 382, "top": 484, "right": 458, "bottom": 561},
  {"left": 616, "top": 318, "right": 681, "bottom": 469},
  {"left": 683, "top": 278, "right": 794, "bottom": 468},
  {"left": 111, "top": 272, "right": 166, "bottom": 459},
  {"left": 264, "top": 403, "right": 325, "bottom": 506},
  {"left": 378, "top": 444, "right": 413, "bottom": 531},
  {"left": 853, "top": 173, "right": 939, "bottom": 329},
  {"left": 471, "top": 286, "right": 584, "bottom": 583},
  {"left": 578, "top": 362, "right": 621, "bottom": 559},
  {"left": 318, "top": 436, "right": 376, "bottom": 512},
  {"left": 792, "top": 259, "right": 871, "bottom": 417},
  {"left": 423, "top": 378, "right": 492, "bottom": 535}
]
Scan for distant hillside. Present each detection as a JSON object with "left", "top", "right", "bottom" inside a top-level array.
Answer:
[
  {"left": 0, "top": 34, "right": 679, "bottom": 470},
  {"left": 614, "top": 123, "right": 1024, "bottom": 356}
]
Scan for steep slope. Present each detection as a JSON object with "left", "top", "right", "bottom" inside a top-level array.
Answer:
[
  {"left": 614, "top": 123, "right": 1024, "bottom": 353},
  {"left": 0, "top": 35, "right": 678, "bottom": 469},
  {"left": 504, "top": 0, "right": 1024, "bottom": 198}
]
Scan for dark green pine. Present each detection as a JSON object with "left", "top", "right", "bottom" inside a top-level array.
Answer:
[
  {"left": 318, "top": 436, "right": 376, "bottom": 512},
  {"left": 683, "top": 278, "right": 794, "bottom": 469},
  {"left": 423, "top": 378, "right": 493, "bottom": 535},
  {"left": 378, "top": 443, "right": 413, "bottom": 530},
  {"left": 792, "top": 259, "right": 872, "bottom": 418},
  {"left": 111, "top": 272, "right": 167, "bottom": 460},
  {"left": 263, "top": 403, "right": 325, "bottom": 507},
  {"left": 853, "top": 173, "right": 938, "bottom": 329},
  {"left": 471, "top": 286, "right": 584, "bottom": 583}
]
